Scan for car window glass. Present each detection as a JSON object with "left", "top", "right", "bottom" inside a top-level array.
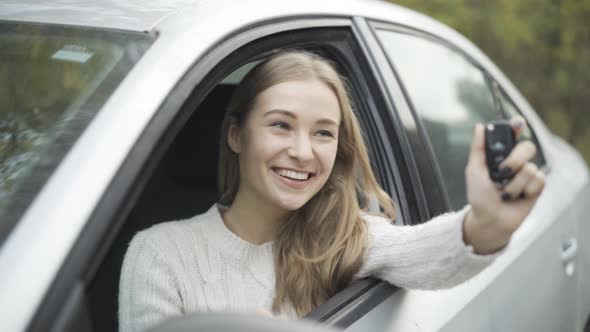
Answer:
[
  {"left": 0, "top": 22, "right": 153, "bottom": 245},
  {"left": 221, "top": 60, "right": 261, "bottom": 84},
  {"left": 376, "top": 29, "right": 503, "bottom": 210}
]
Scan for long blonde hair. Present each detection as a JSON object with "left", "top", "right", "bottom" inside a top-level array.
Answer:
[{"left": 218, "top": 51, "right": 395, "bottom": 316}]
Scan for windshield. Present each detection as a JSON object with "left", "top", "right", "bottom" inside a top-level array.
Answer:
[{"left": 0, "top": 22, "right": 153, "bottom": 244}]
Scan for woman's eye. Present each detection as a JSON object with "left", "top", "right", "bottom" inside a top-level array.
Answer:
[
  {"left": 316, "top": 130, "right": 334, "bottom": 138},
  {"left": 270, "top": 121, "right": 289, "bottom": 129}
]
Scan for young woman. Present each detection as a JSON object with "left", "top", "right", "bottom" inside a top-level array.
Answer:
[{"left": 119, "top": 51, "right": 545, "bottom": 332}]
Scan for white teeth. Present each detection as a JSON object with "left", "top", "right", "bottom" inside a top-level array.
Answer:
[{"left": 276, "top": 169, "right": 309, "bottom": 180}]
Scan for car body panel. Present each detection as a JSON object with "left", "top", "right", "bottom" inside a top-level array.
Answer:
[
  {"left": 0, "top": 1, "right": 588, "bottom": 331},
  {"left": 542, "top": 135, "right": 590, "bottom": 331},
  {"left": 347, "top": 278, "right": 495, "bottom": 331}
]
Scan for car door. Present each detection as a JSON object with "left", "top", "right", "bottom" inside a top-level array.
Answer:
[
  {"left": 368, "top": 20, "right": 579, "bottom": 331},
  {"left": 484, "top": 84, "right": 581, "bottom": 331}
]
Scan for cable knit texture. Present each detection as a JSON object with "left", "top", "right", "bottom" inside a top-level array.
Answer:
[{"left": 118, "top": 204, "right": 499, "bottom": 332}]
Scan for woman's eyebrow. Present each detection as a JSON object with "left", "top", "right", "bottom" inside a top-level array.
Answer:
[
  {"left": 316, "top": 118, "right": 339, "bottom": 126},
  {"left": 263, "top": 109, "right": 338, "bottom": 126},
  {"left": 263, "top": 109, "right": 296, "bottom": 118}
]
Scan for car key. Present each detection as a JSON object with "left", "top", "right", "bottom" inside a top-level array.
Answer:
[{"left": 485, "top": 120, "right": 516, "bottom": 185}]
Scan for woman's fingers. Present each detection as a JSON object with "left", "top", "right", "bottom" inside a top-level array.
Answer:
[
  {"left": 468, "top": 123, "right": 486, "bottom": 167},
  {"left": 502, "top": 162, "right": 546, "bottom": 200},
  {"left": 502, "top": 162, "right": 537, "bottom": 198},
  {"left": 523, "top": 168, "right": 546, "bottom": 197},
  {"left": 499, "top": 140, "right": 537, "bottom": 173},
  {"left": 510, "top": 115, "right": 527, "bottom": 140}
]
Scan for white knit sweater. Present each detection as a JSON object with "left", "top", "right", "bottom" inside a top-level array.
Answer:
[{"left": 118, "top": 204, "right": 498, "bottom": 332}]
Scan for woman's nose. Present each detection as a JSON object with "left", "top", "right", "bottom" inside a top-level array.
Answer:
[{"left": 287, "top": 134, "right": 314, "bottom": 162}]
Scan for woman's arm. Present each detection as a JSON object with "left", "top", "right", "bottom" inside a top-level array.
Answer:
[
  {"left": 357, "top": 117, "right": 545, "bottom": 289},
  {"left": 118, "top": 231, "right": 183, "bottom": 332},
  {"left": 357, "top": 209, "right": 499, "bottom": 290}
]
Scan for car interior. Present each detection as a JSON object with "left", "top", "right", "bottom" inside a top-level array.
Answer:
[{"left": 86, "top": 80, "right": 238, "bottom": 331}]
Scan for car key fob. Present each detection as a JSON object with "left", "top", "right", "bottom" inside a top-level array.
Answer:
[{"left": 485, "top": 121, "right": 516, "bottom": 185}]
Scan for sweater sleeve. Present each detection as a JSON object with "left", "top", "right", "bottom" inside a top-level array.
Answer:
[
  {"left": 355, "top": 206, "right": 502, "bottom": 290},
  {"left": 118, "top": 230, "right": 183, "bottom": 332}
]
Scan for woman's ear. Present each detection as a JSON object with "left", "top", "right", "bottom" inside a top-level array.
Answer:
[{"left": 227, "top": 120, "right": 242, "bottom": 153}]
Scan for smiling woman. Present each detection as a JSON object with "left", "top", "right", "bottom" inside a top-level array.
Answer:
[
  {"left": 216, "top": 52, "right": 395, "bottom": 317},
  {"left": 118, "top": 50, "right": 545, "bottom": 332}
]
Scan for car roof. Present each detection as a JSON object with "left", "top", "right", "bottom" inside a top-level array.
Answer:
[
  {"left": 0, "top": 0, "right": 196, "bottom": 31},
  {"left": 0, "top": 0, "right": 444, "bottom": 34},
  {"left": 0, "top": 0, "right": 483, "bottom": 65}
]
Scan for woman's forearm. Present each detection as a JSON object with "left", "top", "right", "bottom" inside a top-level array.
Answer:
[{"left": 462, "top": 209, "right": 514, "bottom": 255}]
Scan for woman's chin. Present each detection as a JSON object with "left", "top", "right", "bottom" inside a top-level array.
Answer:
[{"left": 274, "top": 197, "right": 310, "bottom": 212}]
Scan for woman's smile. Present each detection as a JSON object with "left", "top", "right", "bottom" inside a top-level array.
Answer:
[
  {"left": 273, "top": 167, "right": 314, "bottom": 180},
  {"left": 271, "top": 167, "right": 316, "bottom": 189}
]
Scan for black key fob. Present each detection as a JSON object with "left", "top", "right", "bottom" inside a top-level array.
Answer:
[{"left": 485, "top": 121, "right": 516, "bottom": 185}]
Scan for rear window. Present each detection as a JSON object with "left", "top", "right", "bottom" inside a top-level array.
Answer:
[{"left": 0, "top": 22, "right": 153, "bottom": 244}]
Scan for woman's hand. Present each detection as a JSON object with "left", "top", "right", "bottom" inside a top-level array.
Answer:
[{"left": 463, "top": 116, "right": 546, "bottom": 254}]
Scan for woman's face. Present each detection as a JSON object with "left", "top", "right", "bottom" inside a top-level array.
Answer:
[{"left": 228, "top": 79, "right": 341, "bottom": 213}]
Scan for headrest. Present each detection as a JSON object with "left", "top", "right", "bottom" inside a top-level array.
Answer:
[{"left": 164, "top": 84, "right": 236, "bottom": 191}]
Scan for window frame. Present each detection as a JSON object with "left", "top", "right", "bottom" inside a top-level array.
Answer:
[
  {"left": 372, "top": 23, "right": 504, "bottom": 211},
  {"left": 28, "top": 17, "right": 412, "bottom": 331},
  {"left": 488, "top": 77, "right": 547, "bottom": 167},
  {"left": 367, "top": 20, "right": 456, "bottom": 218},
  {"left": 352, "top": 17, "right": 431, "bottom": 225},
  {"left": 367, "top": 19, "right": 547, "bottom": 216}
]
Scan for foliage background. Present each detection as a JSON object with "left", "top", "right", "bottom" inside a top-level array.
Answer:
[{"left": 390, "top": 0, "right": 590, "bottom": 164}]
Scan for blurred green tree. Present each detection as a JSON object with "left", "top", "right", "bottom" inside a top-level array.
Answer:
[{"left": 390, "top": 0, "right": 590, "bottom": 164}]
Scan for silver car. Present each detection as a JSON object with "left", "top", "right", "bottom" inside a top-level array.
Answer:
[{"left": 1, "top": 0, "right": 589, "bottom": 331}]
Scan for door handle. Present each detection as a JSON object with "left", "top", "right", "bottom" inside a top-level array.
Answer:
[{"left": 561, "top": 237, "right": 578, "bottom": 277}]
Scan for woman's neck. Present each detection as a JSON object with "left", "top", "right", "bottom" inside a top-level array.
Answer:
[{"left": 222, "top": 191, "right": 288, "bottom": 245}]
